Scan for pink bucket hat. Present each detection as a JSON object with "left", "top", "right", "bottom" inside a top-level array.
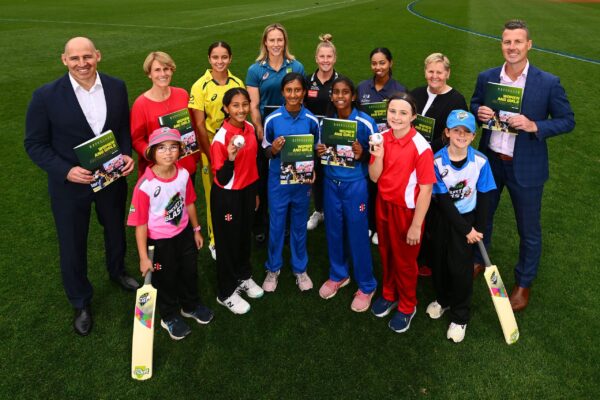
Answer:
[{"left": 144, "top": 127, "right": 182, "bottom": 160}]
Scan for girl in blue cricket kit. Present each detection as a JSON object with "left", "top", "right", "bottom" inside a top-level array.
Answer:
[
  {"left": 316, "top": 76, "right": 378, "bottom": 312},
  {"left": 427, "top": 110, "right": 496, "bottom": 343},
  {"left": 261, "top": 72, "right": 320, "bottom": 293}
]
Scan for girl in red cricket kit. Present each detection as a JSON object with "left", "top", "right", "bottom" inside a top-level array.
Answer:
[
  {"left": 210, "top": 88, "right": 263, "bottom": 315},
  {"left": 368, "top": 92, "right": 436, "bottom": 333}
]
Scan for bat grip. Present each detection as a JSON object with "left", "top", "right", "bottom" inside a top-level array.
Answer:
[
  {"left": 145, "top": 245, "right": 155, "bottom": 284},
  {"left": 477, "top": 241, "right": 492, "bottom": 267}
]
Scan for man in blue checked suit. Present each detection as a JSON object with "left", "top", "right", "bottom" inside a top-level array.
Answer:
[
  {"left": 470, "top": 20, "right": 575, "bottom": 311},
  {"left": 25, "top": 37, "right": 139, "bottom": 336}
]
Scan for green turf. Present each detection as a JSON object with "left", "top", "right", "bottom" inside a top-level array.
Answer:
[{"left": 1, "top": 0, "right": 599, "bottom": 398}]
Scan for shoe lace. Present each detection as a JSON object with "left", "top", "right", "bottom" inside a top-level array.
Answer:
[{"left": 265, "top": 272, "right": 278, "bottom": 283}]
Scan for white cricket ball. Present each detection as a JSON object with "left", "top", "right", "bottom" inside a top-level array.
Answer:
[
  {"left": 233, "top": 135, "right": 245, "bottom": 148},
  {"left": 370, "top": 133, "right": 383, "bottom": 145}
]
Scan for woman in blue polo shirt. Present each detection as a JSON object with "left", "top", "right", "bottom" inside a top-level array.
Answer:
[
  {"left": 246, "top": 23, "right": 304, "bottom": 243},
  {"left": 260, "top": 73, "right": 319, "bottom": 294},
  {"left": 357, "top": 47, "right": 407, "bottom": 106}
]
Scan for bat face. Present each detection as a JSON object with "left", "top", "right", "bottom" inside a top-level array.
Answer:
[
  {"left": 131, "top": 282, "right": 157, "bottom": 380},
  {"left": 484, "top": 265, "right": 520, "bottom": 345}
]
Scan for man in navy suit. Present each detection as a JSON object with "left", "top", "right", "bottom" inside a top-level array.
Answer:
[
  {"left": 25, "top": 37, "right": 139, "bottom": 335},
  {"left": 470, "top": 20, "right": 575, "bottom": 311}
]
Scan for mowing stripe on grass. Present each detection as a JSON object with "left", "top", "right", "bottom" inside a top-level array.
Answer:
[
  {"left": 407, "top": 0, "right": 600, "bottom": 65},
  {"left": 0, "top": 0, "right": 365, "bottom": 31}
]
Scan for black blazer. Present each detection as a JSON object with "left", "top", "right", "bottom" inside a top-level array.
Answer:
[{"left": 25, "top": 72, "right": 131, "bottom": 197}]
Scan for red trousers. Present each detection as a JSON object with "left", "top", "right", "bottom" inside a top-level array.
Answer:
[{"left": 376, "top": 195, "right": 423, "bottom": 314}]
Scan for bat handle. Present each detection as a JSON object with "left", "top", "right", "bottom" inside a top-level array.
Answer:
[
  {"left": 145, "top": 245, "right": 155, "bottom": 284},
  {"left": 477, "top": 241, "right": 492, "bottom": 268}
]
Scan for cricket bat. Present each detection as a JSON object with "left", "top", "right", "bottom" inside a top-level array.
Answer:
[
  {"left": 477, "top": 241, "right": 520, "bottom": 345},
  {"left": 131, "top": 245, "right": 157, "bottom": 380}
]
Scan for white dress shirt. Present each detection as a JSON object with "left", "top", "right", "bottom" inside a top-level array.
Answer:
[
  {"left": 68, "top": 72, "right": 107, "bottom": 136},
  {"left": 488, "top": 61, "right": 529, "bottom": 157}
]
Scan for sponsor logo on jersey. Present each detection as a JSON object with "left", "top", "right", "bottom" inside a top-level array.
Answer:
[
  {"left": 448, "top": 180, "right": 472, "bottom": 200},
  {"left": 308, "top": 90, "right": 318, "bottom": 98},
  {"left": 164, "top": 192, "right": 184, "bottom": 226},
  {"left": 225, "top": 213, "right": 233, "bottom": 222},
  {"left": 262, "top": 72, "right": 269, "bottom": 80},
  {"left": 154, "top": 186, "right": 161, "bottom": 197},
  {"left": 211, "top": 94, "right": 217, "bottom": 101},
  {"left": 129, "top": 205, "right": 136, "bottom": 214}
]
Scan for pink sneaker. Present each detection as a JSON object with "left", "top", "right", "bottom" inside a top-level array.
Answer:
[
  {"left": 295, "top": 272, "right": 313, "bottom": 291},
  {"left": 319, "top": 277, "right": 350, "bottom": 299},
  {"left": 262, "top": 270, "right": 280, "bottom": 292},
  {"left": 351, "top": 289, "right": 374, "bottom": 312}
]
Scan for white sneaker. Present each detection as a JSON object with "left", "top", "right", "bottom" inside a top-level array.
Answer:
[
  {"left": 209, "top": 243, "right": 216, "bottom": 260},
  {"left": 371, "top": 232, "right": 379, "bottom": 245},
  {"left": 295, "top": 272, "right": 313, "bottom": 291},
  {"left": 426, "top": 301, "right": 449, "bottom": 319},
  {"left": 447, "top": 322, "right": 467, "bottom": 343},
  {"left": 262, "top": 270, "right": 280, "bottom": 292},
  {"left": 217, "top": 292, "right": 250, "bottom": 314},
  {"left": 238, "top": 278, "right": 264, "bottom": 298},
  {"left": 307, "top": 211, "right": 324, "bottom": 230}
]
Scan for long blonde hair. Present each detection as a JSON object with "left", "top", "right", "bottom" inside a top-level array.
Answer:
[{"left": 255, "top": 23, "right": 295, "bottom": 62}]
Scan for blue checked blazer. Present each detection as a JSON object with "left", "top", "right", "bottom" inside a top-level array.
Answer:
[{"left": 470, "top": 65, "right": 575, "bottom": 187}]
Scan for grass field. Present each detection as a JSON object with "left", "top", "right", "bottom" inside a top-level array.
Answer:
[{"left": 1, "top": 0, "right": 599, "bottom": 398}]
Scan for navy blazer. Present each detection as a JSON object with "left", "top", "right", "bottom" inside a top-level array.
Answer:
[
  {"left": 470, "top": 65, "right": 575, "bottom": 187},
  {"left": 25, "top": 72, "right": 131, "bottom": 197}
]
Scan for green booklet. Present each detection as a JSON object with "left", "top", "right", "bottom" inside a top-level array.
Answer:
[
  {"left": 320, "top": 118, "right": 357, "bottom": 168},
  {"left": 279, "top": 134, "right": 314, "bottom": 185},
  {"left": 158, "top": 108, "right": 199, "bottom": 157},
  {"left": 361, "top": 101, "right": 387, "bottom": 132},
  {"left": 414, "top": 114, "right": 436, "bottom": 142},
  {"left": 484, "top": 82, "right": 524, "bottom": 135},
  {"left": 73, "top": 130, "right": 125, "bottom": 192}
]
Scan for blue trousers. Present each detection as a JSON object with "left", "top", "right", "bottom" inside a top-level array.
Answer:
[
  {"left": 323, "top": 177, "right": 376, "bottom": 294},
  {"left": 482, "top": 155, "right": 544, "bottom": 288},
  {"left": 265, "top": 178, "right": 311, "bottom": 273}
]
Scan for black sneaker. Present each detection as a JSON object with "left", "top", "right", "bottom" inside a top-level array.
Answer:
[
  {"left": 181, "top": 305, "right": 214, "bottom": 325},
  {"left": 160, "top": 316, "right": 191, "bottom": 340}
]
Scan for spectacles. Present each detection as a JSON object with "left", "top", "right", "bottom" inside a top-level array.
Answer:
[{"left": 156, "top": 144, "right": 180, "bottom": 153}]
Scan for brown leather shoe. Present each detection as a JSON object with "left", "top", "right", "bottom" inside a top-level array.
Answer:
[
  {"left": 509, "top": 286, "right": 530, "bottom": 311},
  {"left": 473, "top": 263, "right": 485, "bottom": 279}
]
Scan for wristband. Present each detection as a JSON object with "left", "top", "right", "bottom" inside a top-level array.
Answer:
[{"left": 193, "top": 225, "right": 201, "bottom": 232}]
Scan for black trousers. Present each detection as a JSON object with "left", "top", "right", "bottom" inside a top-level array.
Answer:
[
  {"left": 149, "top": 225, "right": 201, "bottom": 320},
  {"left": 431, "top": 208, "right": 475, "bottom": 325},
  {"left": 50, "top": 178, "right": 127, "bottom": 309},
  {"left": 368, "top": 179, "right": 378, "bottom": 233},
  {"left": 211, "top": 183, "right": 256, "bottom": 300}
]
